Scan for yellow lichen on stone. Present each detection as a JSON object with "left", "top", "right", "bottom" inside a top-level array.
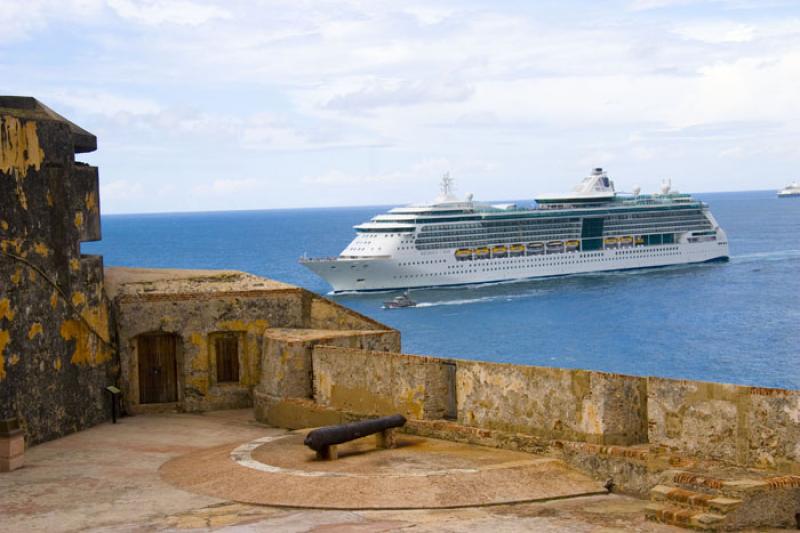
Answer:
[
  {"left": 0, "top": 116, "right": 45, "bottom": 177},
  {"left": 71, "top": 291, "right": 86, "bottom": 307},
  {"left": 50, "top": 290, "right": 59, "bottom": 309},
  {"left": 54, "top": 357, "right": 62, "bottom": 371},
  {"left": 74, "top": 211, "right": 84, "bottom": 229},
  {"left": 11, "top": 267, "right": 22, "bottom": 284},
  {"left": 70, "top": 258, "right": 80, "bottom": 272},
  {"left": 216, "top": 319, "right": 269, "bottom": 333},
  {"left": 0, "top": 330, "right": 9, "bottom": 381},
  {"left": 0, "top": 219, "right": 7, "bottom": 231},
  {"left": 60, "top": 317, "right": 111, "bottom": 366},
  {"left": 1, "top": 116, "right": 45, "bottom": 211},
  {"left": 85, "top": 191, "right": 98, "bottom": 213},
  {"left": 190, "top": 332, "right": 209, "bottom": 372},
  {"left": 33, "top": 241, "right": 51, "bottom": 257},
  {"left": 1, "top": 237, "right": 25, "bottom": 256},
  {"left": 80, "top": 304, "right": 111, "bottom": 344},
  {"left": 46, "top": 190, "right": 54, "bottom": 206},
  {"left": 28, "top": 322, "right": 43, "bottom": 339},
  {"left": 9, "top": 353, "right": 19, "bottom": 365},
  {"left": 0, "top": 298, "right": 15, "bottom": 321}
]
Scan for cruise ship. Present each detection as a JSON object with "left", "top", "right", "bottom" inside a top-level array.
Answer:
[
  {"left": 778, "top": 182, "right": 800, "bottom": 197},
  {"left": 300, "top": 168, "right": 729, "bottom": 293}
]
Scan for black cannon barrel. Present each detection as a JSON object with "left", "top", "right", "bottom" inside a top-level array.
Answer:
[{"left": 304, "top": 414, "right": 407, "bottom": 452}]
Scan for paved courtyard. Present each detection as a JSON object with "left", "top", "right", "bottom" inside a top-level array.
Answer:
[{"left": 0, "top": 409, "right": 683, "bottom": 532}]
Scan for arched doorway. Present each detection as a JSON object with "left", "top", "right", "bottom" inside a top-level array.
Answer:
[{"left": 137, "top": 333, "right": 178, "bottom": 404}]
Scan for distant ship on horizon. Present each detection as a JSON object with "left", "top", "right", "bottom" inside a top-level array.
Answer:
[
  {"left": 778, "top": 182, "right": 800, "bottom": 198},
  {"left": 300, "top": 168, "right": 730, "bottom": 293}
]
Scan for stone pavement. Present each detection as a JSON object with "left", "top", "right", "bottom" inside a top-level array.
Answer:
[{"left": 0, "top": 409, "right": 689, "bottom": 532}]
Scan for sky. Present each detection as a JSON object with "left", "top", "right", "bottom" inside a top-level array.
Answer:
[{"left": 2, "top": 0, "right": 800, "bottom": 213}]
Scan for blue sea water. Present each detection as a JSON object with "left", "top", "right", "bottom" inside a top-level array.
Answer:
[{"left": 83, "top": 190, "right": 800, "bottom": 389}]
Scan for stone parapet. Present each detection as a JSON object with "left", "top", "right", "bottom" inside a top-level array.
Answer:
[{"left": 647, "top": 377, "right": 800, "bottom": 472}]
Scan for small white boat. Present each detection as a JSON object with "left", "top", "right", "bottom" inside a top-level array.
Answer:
[
  {"left": 778, "top": 182, "right": 800, "bottom": 197},
  {"left": 383, "top": 292, "right": 416, "bottom": 309}
]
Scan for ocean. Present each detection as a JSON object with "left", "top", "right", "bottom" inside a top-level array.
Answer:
[{"left": 83, "top": 190, "right": 800, "bottom": 389}]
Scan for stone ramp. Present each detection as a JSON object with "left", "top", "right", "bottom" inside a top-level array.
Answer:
[{"left": 160, "top": 432, "right": 607, "bottom": 510}]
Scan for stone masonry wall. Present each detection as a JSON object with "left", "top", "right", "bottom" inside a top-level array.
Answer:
[
  {"left": 300, "top": 346, "right": 800, "bottom": 473},
  {"left": 0, "top": 97, "right": 115, "bottom": 445},
  {"left": 307, "top": 296, "right": 389, "bottom": 331},
  {"left": 312, "top": 346, "right": 450, "bottom": 420},
  {"left": 114, "top": 290, "right": 305, "bottom": 413},
  {"left": 457, "top": 360, "right": 648, "bottom": 445},
  {"left": 254, "top": 332, "right": 400, "bottom": 428},
  {"left": 648, "top": 377, "right": 800, "bottom": 472}
]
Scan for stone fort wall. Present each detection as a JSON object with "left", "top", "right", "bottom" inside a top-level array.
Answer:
[
  {"left": 0, "top": 97, "right": 115, "bottom": 445},
  {"left": 257, "top": 344, "right": 800, "bottom": 476}
]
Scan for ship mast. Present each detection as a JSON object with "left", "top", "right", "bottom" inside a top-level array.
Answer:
[{"left": 437, "top": 172, "right": 457, "bottom": 202}]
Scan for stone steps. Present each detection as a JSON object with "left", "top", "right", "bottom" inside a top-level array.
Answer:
[
  {"left": 645, "top": 502, "right": 726, "bottom": 530},
  {"left": 645, "top": 472, "right": 800, "bottom": 530},
  {"left": 650, "top": 484, "right": 742, "bottom": 514}
]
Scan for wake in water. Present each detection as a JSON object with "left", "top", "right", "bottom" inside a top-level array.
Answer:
[{"left": 732, "top": 249, "right": 800, "bottom": 264}]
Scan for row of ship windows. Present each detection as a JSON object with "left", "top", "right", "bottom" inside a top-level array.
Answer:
[
  {"left": 397, "top": 259, "right": 448, "bottom": 266},
  {"left": 418, "top": 219, "right": 581, "bottom": 232},
  {"left": 415, "top": 227, "right": 705, "bottom": 248},
  {"left": 418, "top": 221, "right": 708, "bottom": 241},
  {"left": 420, "top": 218, "right": 707, "bottom": 235},
  {"left": 392, "top": 249, "right": 684, "bottom": 278},
  {"left": 373, "top": 206, "right": 706, "bottom": 230},
  {"left": 412, "top": 210, "right": 706, "bottom": 234},
  {"left": 359, "top": 218, "right": 700, "bottom": 236}
]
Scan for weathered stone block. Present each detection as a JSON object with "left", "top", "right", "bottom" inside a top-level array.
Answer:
[{"left": 456, "top": 361, "right": 647, "bottom": 445}]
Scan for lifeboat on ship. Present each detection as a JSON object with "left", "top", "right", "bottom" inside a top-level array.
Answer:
[
  {"left": 546, "top": 241, "right": 564, "bottom": 253},
  {"left": 509, "top": 244, "right": 525, "bottom": 257},
  {"left": 565, "top": 240, "right": 580, "bottom": 251},
  {"left": 619, "top": 236, "right": 633, "bottom": 247},
  {"left": 604, "top": 237, "right": 618, "bottom": 248},
  {"left": 475, "top": 247, "right": 490, "bottom": 259},
  {"left": 635, "top": 236, "right": 645, "bottom": 246},
  {"left": 491, "top": 245, "right": 508, "bottom": 258},
  {"left": 526, "top": 242, "right": 545, "bottom": 255},
  {"left": 455, "top": 248, "right": 474, "bottom": 261}
]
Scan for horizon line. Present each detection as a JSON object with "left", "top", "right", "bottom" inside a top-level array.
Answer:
[{"left": 100, "top": 188, "right": 777, "bottom": 217}]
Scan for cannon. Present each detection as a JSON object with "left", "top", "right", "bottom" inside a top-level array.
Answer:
[{"left": 303, "top": 414, "right": 407, "bottom": 460}]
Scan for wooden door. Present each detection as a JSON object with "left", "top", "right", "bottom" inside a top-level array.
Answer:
[{"left": 138, "top": 334, "right": 177, "bottom": 404}]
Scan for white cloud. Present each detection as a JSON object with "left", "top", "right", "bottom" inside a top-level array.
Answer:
[
  {"left": 302, "top": 157, "right": 495, "bottom": 190},
  {"left": 193, "top": 178, "right": 262, "bottom": 195},
  {"left": 323, "top": 78, "right": 474, "bottom": 111},
  {"left": 48, "top": 90, "right": 162, "bottom": 118},
  {"left": 675, "top": 21, "right": 755, "bottom": 43},
  {"left": 101, "top": 179, "right": 144, "bottom": 201},
  {"left": 7, "top": 0, "right": 800, "bottom": 210},
  {"left": 107, "top": 0, "right": 231, "bottom": 26}
]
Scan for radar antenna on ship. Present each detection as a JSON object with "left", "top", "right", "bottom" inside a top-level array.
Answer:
[
  {"left": 437, "top": 172, "right": 457, "bottom": 202},
  {"left": 441, "top": 172, "right": 454, "bottom": 196}
]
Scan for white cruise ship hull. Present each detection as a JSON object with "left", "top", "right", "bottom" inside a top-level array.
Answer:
[{"left": 301, "top": 234, "right": 729, "bottom": 293}]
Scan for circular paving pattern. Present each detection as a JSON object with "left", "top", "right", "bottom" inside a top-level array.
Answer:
[{"left": 159, "top": 432, "right": 605, "bottom": 510}]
